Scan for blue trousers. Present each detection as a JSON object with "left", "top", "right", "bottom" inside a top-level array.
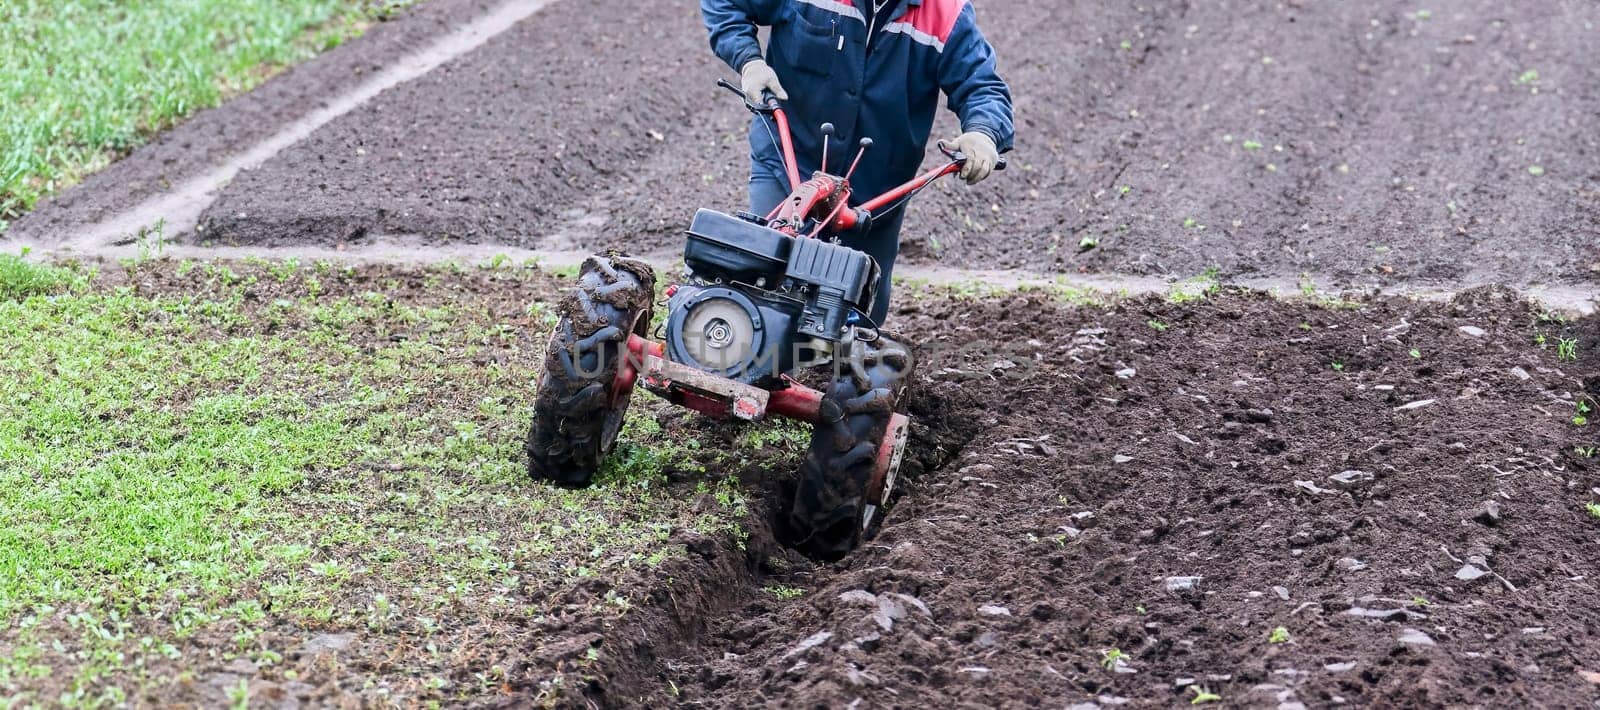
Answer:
[{"left": 749, "top": 173, "right": 903, "bottom": 325}]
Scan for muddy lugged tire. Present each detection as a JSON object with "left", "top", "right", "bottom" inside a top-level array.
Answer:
[
  {"left": 787, "top": 333, "right": 911, "bottom": 561},
  {"left": 527, "top": 254, "right": 655, "bottom": 487}
]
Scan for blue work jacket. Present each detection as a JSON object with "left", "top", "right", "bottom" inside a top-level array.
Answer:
[{"left": 702, "top": 0, "right": 1015, "bottom": 202}]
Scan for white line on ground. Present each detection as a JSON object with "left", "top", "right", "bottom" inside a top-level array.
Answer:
[
  {"left": 27, "top": 239, "right": 1596, "bottom": 316},
  {"left": 50, "top": 0, "right": 560, "bottom": 251}
]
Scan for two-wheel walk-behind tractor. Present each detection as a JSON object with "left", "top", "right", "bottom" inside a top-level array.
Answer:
[{"left": 526, "top": 81, "right": 1003, "bottom": 560}]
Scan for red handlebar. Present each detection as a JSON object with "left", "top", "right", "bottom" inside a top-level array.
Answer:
[{"left": 719, "top": 79, "right": 1000, "bottom": 238}]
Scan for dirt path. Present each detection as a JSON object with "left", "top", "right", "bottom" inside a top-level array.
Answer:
[{"left": 28, "top": 238, "right": 1600, "bottom": 317}]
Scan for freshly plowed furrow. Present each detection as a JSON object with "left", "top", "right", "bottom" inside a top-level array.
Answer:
[{"left": 653, "top": 289, "right": 1600, "bottom": 708}]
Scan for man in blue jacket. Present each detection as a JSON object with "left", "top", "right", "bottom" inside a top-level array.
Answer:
[{"left": 702, "top": 0, "right": 1014, "bottom": 324}]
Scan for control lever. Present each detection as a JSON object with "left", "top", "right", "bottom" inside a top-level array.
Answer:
[
  {"left": 820, "top": 123, "right": 835, "bottom": 173},
  {"left": 843, "top": 137, "right": 873, "bottom": 182}
]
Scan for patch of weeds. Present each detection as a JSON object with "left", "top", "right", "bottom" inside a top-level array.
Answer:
[
  {"left": 1046, "top": 278, "right": 1110, "bottom": 307},
  {"left": 1, "top": 260, "right": 748, "bottom": 702},
  {"left": 764, "top": 585, "right": 806, "bottom": 601},
  {"left": 736, "top": 419, "right": 810, "bottom": 451},
  {"left": 0, "top": 251, "right": 87, "bottom": 300},
  {"left": 542, "top": 262, "right": 583, "bottom": 279},
  {"left": 1295, "top": 273, "right": 1362, "bottom": 309},
  {"left": 1166, "top": 267, "right": 1221, "bottom": 304}
]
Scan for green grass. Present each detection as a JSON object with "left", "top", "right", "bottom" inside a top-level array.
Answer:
[
  {"left": 0, "top": 0, "right": 412, "bottom": 229},
  {"left": 0, "top": 251, "right": 88, "bottom": 300},
  {"left": 0, "top": 259, "right": 765, "bottom": 705}
]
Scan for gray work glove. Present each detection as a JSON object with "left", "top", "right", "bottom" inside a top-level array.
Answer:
[
  {"left": 740, "top": 58, "right": 788, "bottom": 102},
  {"left": 951, "top": 131, "right": 998, "bottom": 184}
]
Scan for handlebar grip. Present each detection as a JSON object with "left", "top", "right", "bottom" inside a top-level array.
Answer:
[
  {"left": 937, "top": 140, "right": 1008, "bottom": 170},
  {"left": 718, "top": 78, "right": 781, "bottom": 112}
]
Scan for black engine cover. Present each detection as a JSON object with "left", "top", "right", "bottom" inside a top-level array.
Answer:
[{"left": 669, "top": 209, "right": 881, "bottom": 381}]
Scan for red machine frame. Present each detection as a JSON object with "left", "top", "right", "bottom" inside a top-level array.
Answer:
[{"left": 604, "top": 86, "right": 987, "bottom": 507}]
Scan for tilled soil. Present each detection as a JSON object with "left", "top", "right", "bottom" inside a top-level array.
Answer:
[
  {"left": 649, "top": 287, "right": 1600, "bottom": 708},
  {"left": 193, "top": 0, "right": 741, "bottom": 249},
  {"left": 4, "top": 0, "right": 1597, "bottom": 703},
  {"left": 8, "top": 259, "right": 1595, "bottom": 707},
  {"left": 46, "top": 0, "right": 1586, "bottom": 290}
]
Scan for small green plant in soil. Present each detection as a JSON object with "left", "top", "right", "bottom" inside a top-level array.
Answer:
[
  {"left": 1189, "top": 685, "right": 1222, "bottom": 704},
  {"left": 1575, "top": 400, "right": 1592, "bottom": 426},
  {"left": 1586, "top": 502, "right": 1600, "bottom": 520},
  {"left": 1269, "top": 626, "right": 1291, "bottom": 644},
  {"left": 1556, "top": 337, "right": 1577, "bottom": 361},
  {"left": 1100, "top": 648, "right": 1129, "bottom": 670},
  {"left": 764, "top": 585, "right": 806, "bottom": 600}
]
